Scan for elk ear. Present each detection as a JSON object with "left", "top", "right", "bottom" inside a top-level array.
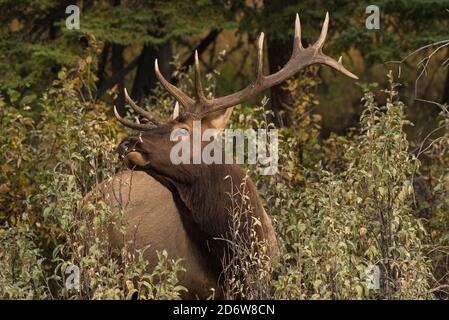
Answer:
[
  {"left": 204, "top": 107, "right": 233, "bottom": 130},
  {"left": 172, "top": 102, "right": 180, "bottom": 120}
]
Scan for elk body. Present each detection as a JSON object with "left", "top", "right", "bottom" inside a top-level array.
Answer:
[{"left": 95, "top": 13, "right": 357, "bottom": 299}]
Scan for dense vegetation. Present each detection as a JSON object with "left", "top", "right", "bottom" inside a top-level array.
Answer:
[{"left": 1, "top": 0, "right": 448, "bottom": 299}]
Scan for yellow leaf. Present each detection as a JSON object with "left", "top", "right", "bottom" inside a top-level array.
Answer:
[
  {"left": 9, "top": 18, "right": 22, "bottom": 32},
  {"left": 359, "top": 227, "right": 367, "bottom": 237},
  {"left": 0, "top": 184, "right": 10, "bottom": 194}
]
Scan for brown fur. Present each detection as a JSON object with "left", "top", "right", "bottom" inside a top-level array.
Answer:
[{"left": 97, "top": 170, "right": 222, "bottom": 299}]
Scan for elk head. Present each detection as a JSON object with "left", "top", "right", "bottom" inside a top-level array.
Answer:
[{"left": 115, "top": 13, "right": 358, "bottom": 186}]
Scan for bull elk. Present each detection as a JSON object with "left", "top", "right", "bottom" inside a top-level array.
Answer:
[{"left": 97, "top": 13, "right": 357, "bottom": 299}]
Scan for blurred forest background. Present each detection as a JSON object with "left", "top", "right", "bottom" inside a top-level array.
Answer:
[{"left": 1, "top": 0, "right": 449, "bottom": 299}]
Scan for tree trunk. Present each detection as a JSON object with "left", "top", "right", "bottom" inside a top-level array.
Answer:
[
  {"left": 131, "top": 42, "right": 172, "bottom": 103},
  {"left": 111, "top": 44, "right": 126, "bottom": 115},
  {"left": 264, "top": 0, "right": 297, "bottom": 127},
  {"left": 96, "top": 43, "right": 110, "bottom": 90},
  {"left": 267, "top": 37, "right": 294, "bottom": 127},
  {"left": 441, "top": 67, "right": 449, "bottom": 107},
  {"left": 96, "top": 29, "right": 218, "bottom": 103},
  {"left": 171, "top": 29, "right": 220, "bottom": 84}
]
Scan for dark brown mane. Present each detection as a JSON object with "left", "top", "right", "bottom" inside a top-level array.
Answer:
[{"left": 146, "top": 163, "right": 266, "bottom": 282}]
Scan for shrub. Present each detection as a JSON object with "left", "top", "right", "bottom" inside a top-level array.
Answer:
[
  {"left": 0, "top": 56, "right": 186, "bottom": 300},
  {"left": 255, "top": 72, "right": 434, "bottom": 299}
]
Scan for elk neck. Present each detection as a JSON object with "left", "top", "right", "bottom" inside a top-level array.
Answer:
[{"left": 144, "top": 163, "right": 268, "bottom": 248}]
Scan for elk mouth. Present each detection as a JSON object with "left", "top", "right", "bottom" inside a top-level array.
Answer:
[
  {"left": 118, "top": 139, "right": 151, "bottom": 168},
  {"left": 122, "top": 149, "right": 151, "bottom": 168}
]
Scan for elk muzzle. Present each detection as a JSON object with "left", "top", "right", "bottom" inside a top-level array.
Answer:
[{"left": 118, "top": 137, "right": 150, "bottom": 167}]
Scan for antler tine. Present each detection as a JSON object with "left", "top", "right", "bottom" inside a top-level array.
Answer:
[
  {"left": 255, "top": 32, "right": 265, "bottom": 81},
  {"left": 293, "top": 13, "right": 304, "bottom": 53},
  {"left": 114, "top": 106, "right": 153, "bottom": 131},
  {"left": 315, "top": 54, "right": 358, "bottom": 79},
  {"left": 314, "top": 11, "right": 329, "bottom": 49},
  {"left": 194, "top": 51, "right": 207, "bottom": 104},
  {"left": 172, "top": 101, "right": 180, "bottom": 120},
  {"left": 124, "top": 88, "right": 160, "bottom": 125},
  {"left": 154, "top": 59, "right": 194, "bottom": 109}
]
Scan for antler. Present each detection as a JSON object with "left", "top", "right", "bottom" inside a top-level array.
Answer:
[
  {"left": 115, "top": 12, "right": 358, "bottom": 130},
  {"left": 114, "top": 88, "right": 160, "bottom": 130},
  {"left": 155, "top": 12, "right": 358, "bottom": 118}
]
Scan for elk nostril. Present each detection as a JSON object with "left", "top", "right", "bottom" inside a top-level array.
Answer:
[
  {"left": 121, "top": 140, "right": 131, "bottom": 149},
  {"left": 118, "top": 140, "right": 132, "bottom": 155}
]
